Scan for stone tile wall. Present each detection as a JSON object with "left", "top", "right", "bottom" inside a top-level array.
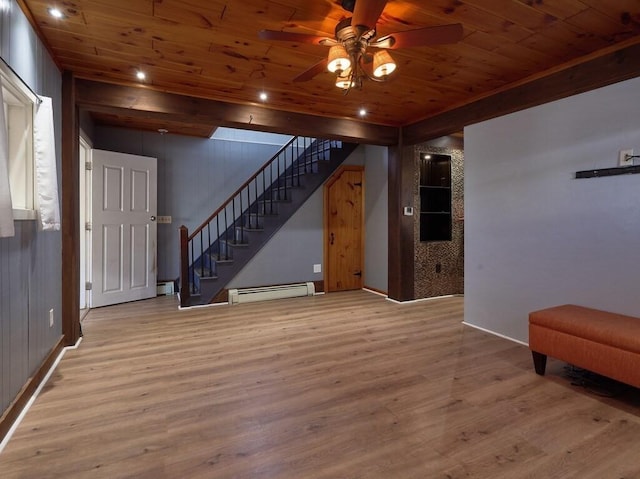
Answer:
[{"left": 413, "top": 144, "right": 464, "bottom": 298}]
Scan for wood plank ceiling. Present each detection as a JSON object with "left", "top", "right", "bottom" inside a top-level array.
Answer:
[{"left": 18, "top": 0, "right": 640, "bottom": 142}]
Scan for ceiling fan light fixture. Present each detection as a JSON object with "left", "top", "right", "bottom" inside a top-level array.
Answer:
[
  {"left": 372, "top": 51, "right": 396, "bottom": 78},
  {"left": 335, "top": 67, "right": 356, "bottom": 89},
  {"left": 261, "top": 9, "right": 464, "bottom": 90},
  {"left": 327, "top": 45, "right": 351, "bottom": 73}
]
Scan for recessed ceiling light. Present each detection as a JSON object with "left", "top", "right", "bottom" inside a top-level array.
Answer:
[
  {"left": 259, "top": 92, "right": 268, "bottom": 101},
  {"left": 359, "top": 108, "right": 367, "bottom": 117},
  {"left": 48, "top": 7, "right": 63, "bottom": 18},
  {"left": 136, "top": 71, "right": 146, "bottom": 80}
]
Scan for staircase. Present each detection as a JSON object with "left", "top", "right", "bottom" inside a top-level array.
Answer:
[{"left": 179, "top": 137, "right": 358, "bottom": 307}]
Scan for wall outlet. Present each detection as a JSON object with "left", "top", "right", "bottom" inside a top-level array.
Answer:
[
  {"left": 49, "top": 309, "right": 54, "bottom": 328},
  {"left": 313, "top": 264, "right": 321, "bottom": 273},
  {"left": 157, "top": 216, "right": 172, "bottom": 224},
  {"left": 619, "top": 149, "right": 634, "bottom": 167}
]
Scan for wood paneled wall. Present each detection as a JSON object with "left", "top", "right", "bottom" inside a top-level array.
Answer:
[{"left": 0, "top": 0, "right": 63, "bottom": 434}]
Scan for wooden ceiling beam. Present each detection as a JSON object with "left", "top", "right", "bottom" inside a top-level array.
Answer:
[
  {"left": 75, "top": 80, "right": 399, "bottom": 146},
  {"left": 403, "top": 39, "right": 640, "bottom": 145},
  {"left": 74, "top": 37, "right": 640, "bottom": 147}
]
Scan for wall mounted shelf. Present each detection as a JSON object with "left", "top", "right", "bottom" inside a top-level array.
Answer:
[{"left": 575, "top": 165, "right": 640, "bottom": 179}]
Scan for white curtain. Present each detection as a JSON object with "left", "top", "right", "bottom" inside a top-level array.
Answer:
[
  {"left": 0, "top": 85, "right": 15, "bottom": 238},
  {"left": 34, "top": 96, "right": 60, "bottom": 231}
]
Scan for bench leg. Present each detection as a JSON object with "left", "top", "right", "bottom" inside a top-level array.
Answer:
[{"left": 531, "top": 351, "right": 547, "bottom": 375}]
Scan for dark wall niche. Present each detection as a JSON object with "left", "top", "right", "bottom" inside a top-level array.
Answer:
[{"left": 419, "top": 153, "right": 452, "bottom": 242}]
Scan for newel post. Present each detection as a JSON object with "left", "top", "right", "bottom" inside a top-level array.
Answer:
[{"left": 179, "top": 225, "right": 190, "bottom": 307}]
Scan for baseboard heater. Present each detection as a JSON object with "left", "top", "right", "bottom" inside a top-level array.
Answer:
[{"left": 228, "top": 282, "right": 315, "bottom": 304}]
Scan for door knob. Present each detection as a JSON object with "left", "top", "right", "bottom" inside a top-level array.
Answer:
[{"left": 150, "top": 216, "right": 156, "bottom": 222}]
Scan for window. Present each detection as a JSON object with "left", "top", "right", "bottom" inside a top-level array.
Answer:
[{"left": 1, "top": 59, "right": 36, "bottom": 215}]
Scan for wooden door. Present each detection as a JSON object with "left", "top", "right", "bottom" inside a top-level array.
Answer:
[
  {"left": 91, "top": 149, "right": 157, "bottom": 307},
  {"left": 324, "top": 165, "right": 364, "bottom": 292}
]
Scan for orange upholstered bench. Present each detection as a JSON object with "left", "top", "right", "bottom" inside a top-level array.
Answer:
[{"left": 528, "top": 304, "right": 640, "bottom": 388}]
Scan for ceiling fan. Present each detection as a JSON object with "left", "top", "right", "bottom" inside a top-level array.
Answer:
[{"left": 259, "top": 0, "right": 463, "bottom": 92}]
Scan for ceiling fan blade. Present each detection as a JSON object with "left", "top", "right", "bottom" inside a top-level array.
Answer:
[
  {"left": 259, "top": 30, "right": 337, "bottom": 46},
  {"left": 352, "top": 0, "right": 388, "bottom": 28},
  {"left": 373, "top": 23, "right": 464, "bottom": 49},
  {"left": 293, "top": 59, "right": 328, "bottom": 82}
]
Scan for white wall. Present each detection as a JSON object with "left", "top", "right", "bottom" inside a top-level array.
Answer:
[{"left": 464, "top": 76, "right": 640, "bottom": 343}]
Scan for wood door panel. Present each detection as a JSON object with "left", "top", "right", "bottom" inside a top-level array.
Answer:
[
  {"left": 101, "top": 223, "right": 123, "bottom": 293},
  {"left": 130, "top": 223, "right": 150, "bottom": 289},
  {"left": 325, "top": 166, "right": 364, "bottom": 292}
]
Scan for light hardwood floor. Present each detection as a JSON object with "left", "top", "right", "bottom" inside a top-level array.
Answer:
[{"left": 1, "top": 291, "right": 639, "bottom": 478}]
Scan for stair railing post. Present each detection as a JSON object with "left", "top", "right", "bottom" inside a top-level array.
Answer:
[
  {"left": 179, "top": 225, "right": 190, "bottom": 307},
  {"left": 284, "top": 143, "right": 288, "bottom": 190},
  {"left": 239, "top": 188, "right": 244, "bottom": 242},
  {"left": 253, "top": 178, "right": 258, "bottom": 229}
]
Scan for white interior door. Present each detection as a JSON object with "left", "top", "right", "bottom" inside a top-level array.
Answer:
[{"left": 91, "top": 149, "right": 157, "bottom": 308}]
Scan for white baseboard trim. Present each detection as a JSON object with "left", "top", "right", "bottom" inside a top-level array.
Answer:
[
  {"left": 385, "top": 294, "right": 462, "bottom": 305},
  {"left": 177, "top": 293, "right": 229, "bottom": 310},
  {"left": 0, "top": 337, "right": 83, "bottom": 455},
  {"left": 462, "top": 321, "right": 529, "bottom": 347},
  {"left": 362, "top": 288, "right": 387, "bottom": 298}
]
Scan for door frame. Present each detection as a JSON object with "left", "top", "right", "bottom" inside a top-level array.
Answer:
[
  {"left": 78, "top": 133, "right": 92, "bottom": 311},
  {"left": 323, "top": 165, "right": 365, "bottom": 293}
]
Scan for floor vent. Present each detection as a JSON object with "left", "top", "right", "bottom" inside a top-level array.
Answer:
[{"left": 228, "top": 282, "right": 315, "bottom": 304}]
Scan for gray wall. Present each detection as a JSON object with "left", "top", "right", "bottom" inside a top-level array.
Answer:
[
  {"left": 464, "top": 76, "right": 640, "bottom": 343},
  {"left": 363, "top": 145, "right": 388, "bottom": 293},
  {"left": 227, "top": 182, "right": 325, "bottom": 288},
  {"left": 94, "top": 127, "right": 390, "bottom": 291},
  {"left": 230, "top": 145, "right": 389, "bottom": 292},
  {"left": 94, "top": 127, "right": 283, "bottom": 280},
  {"left": 1, "top": 0, "right": 62, "bottom": 415}
]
